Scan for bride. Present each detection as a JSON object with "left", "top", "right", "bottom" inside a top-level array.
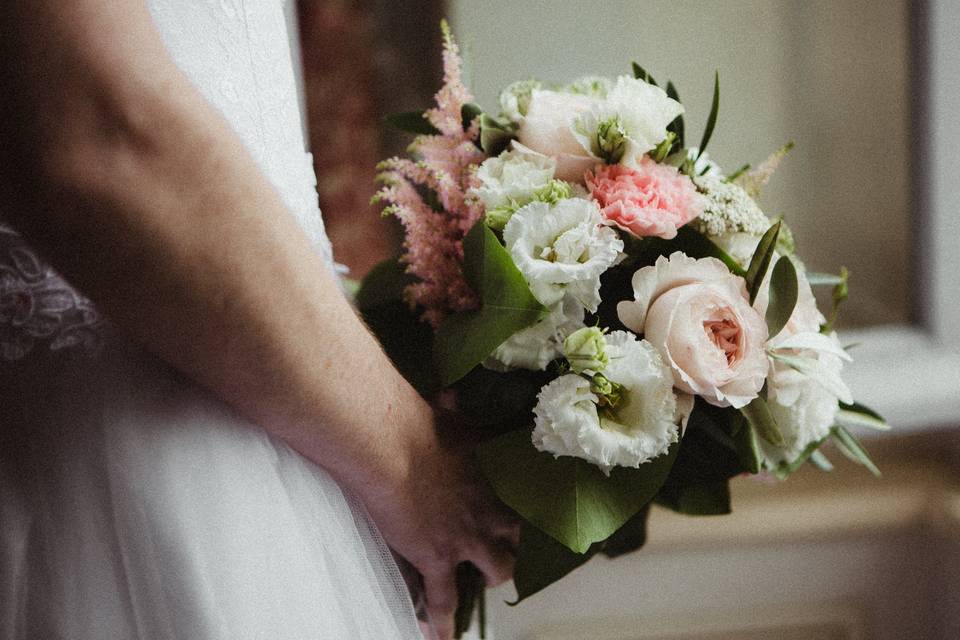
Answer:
[{"left": 0, "top": 2, "right": 517, "bottom": 639}]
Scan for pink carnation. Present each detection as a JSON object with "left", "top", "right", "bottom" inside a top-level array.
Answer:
[{"left": 587, "top": 158, "right": 704, "bottom": 240}]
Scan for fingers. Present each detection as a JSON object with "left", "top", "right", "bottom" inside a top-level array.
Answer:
[
  {"left": 468, "top": 537, "right": 516, "bottom": 588},
  {"left": 423, "top": 566, "right": 457, "bottom": 640}
]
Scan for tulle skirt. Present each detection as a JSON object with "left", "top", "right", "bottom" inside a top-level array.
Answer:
[{"left": 0, "top": 337, "right": 423, "bottom": 639}]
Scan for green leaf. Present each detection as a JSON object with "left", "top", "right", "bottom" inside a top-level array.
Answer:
[
  {"left": 479, "top": 113, "right": 516, "bottom": 156},
  {"left": 626, "top": 226, "right": 747, "bottom": 277},
  {"left": 631, "top": 62, "right": 658, "bottom": 86},
  {"left": 511, "top": 522, "right": 599, "bottom": 604},
  {"left": 656, "top": 480, "right": 731, "bottom": 516},
  {"left": 600, "top": 506, "right": 650, "bottom": 558},
  {"left": 831, "top": 425, "right": 881, "bottom": 477},
  {"left": 822, "top": 267, "right": 850, "bottom": 333},
  {"left": 697, "top": 71, "right": 720, "bottom": 159},
  {"left": 476, "top": 431, "right": 679, "bottom": 553},
  {"left": 435, "top": 222, "right": 548, "bottom": 386},
  {"left": 765, "top": 256, "right": 799, "bottom": 338},
  {"left": 726, "top": 163, "right": 751, "bottom": 182},
  {"left": 731, "top": 410, "right": 762, "bottom": 474},
  {"left": 740, "top": 394, "right": 785, "bottom": 447},
  {"left": 836, "top": 402, "right": 890, "bottom": 431},
  {"left": 745, "top": 220, "right": 782, "bottom": 303},
  {"left": 665, "top": 81, "right": 684, "bottom": 149},
  {"left": 806, "top": 272, "right": 846, "bottom": 287},
  {"left": 809, "top": 449, "right": 834, "bottom": 472},
  {"left": 384, "top": 111, "right": 440, "bottom": 136},
  {"left": 772, "top": 437, "right": 827, "bottom": 479},
  {"left": 461, "top": 102, "right": 483, "bottom": 131},
  {"left": 356, "top": 259, "right": 438, "bottom": 395}
]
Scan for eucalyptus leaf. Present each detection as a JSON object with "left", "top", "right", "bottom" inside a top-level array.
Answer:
[
  {"left": 806, "top": 272, "right": 846, "bottom": 287},
  {"left": 476, "top": 431, "right": 680, "bottom": 553},
  {"left": 435, "top": 222, "right": 548, "bottom": 386},
  {"left": 809, "top": 449, "right": 834, "bottom": 472},
  {"left": 745, "top": 220, "right": 782, "bottom": 303},
  {"left": 769, "top": 352, "right": 854, "bottom": 404},
  {"left": 831, "top": 425, "right": 881, "bottom": 476},
  {"left": 697, "top": 71, "right": 720, "bottom": 159},
  {"left": 740, "top": 395, "right": 785, "bottom": 447},
  {"left": 765, "top": 256, "right": 798, "bottom": 339},
  {"left": 384, "top": 111, "right": 440, "bottom": 136},
  {"left": 836, "top": 401, "right": 890, "bottom": 431},
  {"left": 511, "top": 522, "right": 599, "bottom": 604}
]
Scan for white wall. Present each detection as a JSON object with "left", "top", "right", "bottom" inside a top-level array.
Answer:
[{"left": 449, "top": 0, "right": 912, "bottom": 328}]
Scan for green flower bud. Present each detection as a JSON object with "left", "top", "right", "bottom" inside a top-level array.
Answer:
[
  {"left": 564, "top": 326, "right": 609, "bottom": 374},
  {"left": 533, "top": 179, "right": 573, "bottom": 206},
  {"left": 485, "top": 203, "right": 517, "bottom": 232},
  {"left": 590, "top": 373, "right": 624, "bottom": 412},
  {"left": 595, "top": 117, "right": 627, "bottom": 164}
]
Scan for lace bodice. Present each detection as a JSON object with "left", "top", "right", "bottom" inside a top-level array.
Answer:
[{"left": 0, "top": 0, "right": 331, "bottom": 362}]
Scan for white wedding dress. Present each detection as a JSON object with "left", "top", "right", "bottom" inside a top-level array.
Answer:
[{"left": 0, "top": 1, "right": 423, "bottom": 638}]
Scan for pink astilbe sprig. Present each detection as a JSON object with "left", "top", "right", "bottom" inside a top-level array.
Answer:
[{"left": 373, "top": 21, "right": 487, "bottom": 325}]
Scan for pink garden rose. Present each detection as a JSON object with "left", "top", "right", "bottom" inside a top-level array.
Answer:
[
  {"left": 617, "top": 252, "right": 768, "bottom": 408},
  {"left": 587, "top": 158, "right": 705, "bottom": 239},
  {"left": 516, "top": 90, "right": 598, "bottom": 183}
]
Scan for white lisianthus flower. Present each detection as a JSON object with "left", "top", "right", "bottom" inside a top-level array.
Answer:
[
  {"left": 504, "top": 198, "right": 623, "bottom": 312},
  {"left": 572, "top": 75, "right": 683, "bottom": 168},
  {"left": 563, "top": 75, "right": 615, "bottom": 98},
  {"left": 499, "top": 79, "right": 543, "bottom": 123},
  {"left": 532, "top": 331, "right": 681, "bottom": 473},
  {"left": 469, "top": 148, "right": 556, "bottom": 211},
  {"left": 485, "top": 298, "right": 585, "bottom": 371},
  {"left": 693, "top": 175, "right": 771, "bottom": 239}
]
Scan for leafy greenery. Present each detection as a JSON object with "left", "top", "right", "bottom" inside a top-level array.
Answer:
[
  {"left": 822, "top": 267, "right": 849, "bottom": 333},
  {"left": 631, "top": 62, "right": 659, "bottom": 86},
  {"left": 461, "top": 102, "right": 483, "bottom": 131},
  {"left": 454, "top": 366, "right": 553, "bottom": 435},
  {"left": 665, "top": 81, "right": 685, "bottom": 149},
  {"left": 435, "top": 222, "right": 548, "bottom": 386},
  {"left": 697, "top": 71, "right": 720, "bottom": 159},
  {"left": 384, "top": 111, "right": 440, "bottom": 136},
  {"left": 476, "top": 431, "right": 679, "bottom": 553},
  {"left": 831, "top": 425, "right": 881, "bottom": 476},
  {"left": 356, "top": 259, "right": 438, "bottom": 395},
  {"left": 741, "top": 394, "right": 785, "bottom": 447},
  {"left": 657, "top": 480, "right": 731, "bottom": 516},
  {"left": 745, "top": 220, "right": 782, "bottom": 303},
  {"left": 765, "top": 256, "right": 799, "bottom": 338},
  {"left": 836, "top": 401, "right": 890, "bottom": 431}
]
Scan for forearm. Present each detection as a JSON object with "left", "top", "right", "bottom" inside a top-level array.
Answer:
[{"left": 0, "top": 1, "right": 434, "bottom": 501}]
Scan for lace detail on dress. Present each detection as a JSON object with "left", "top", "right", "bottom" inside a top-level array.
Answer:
[{"left": 0, "top": 224, "right": 105, "bottom": 361}]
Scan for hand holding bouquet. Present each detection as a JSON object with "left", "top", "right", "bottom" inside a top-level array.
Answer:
[{"left": 358, "top": 22, "right": 887, "bottom": 637}]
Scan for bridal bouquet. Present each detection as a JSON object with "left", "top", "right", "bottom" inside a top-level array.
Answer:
[{"left": 358, "top": 23, "right": 888, "bottom": 636}]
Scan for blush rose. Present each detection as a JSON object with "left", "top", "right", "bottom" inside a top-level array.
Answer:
[{"left": 617, "top": 252, "right": 768, "bottom": 408}]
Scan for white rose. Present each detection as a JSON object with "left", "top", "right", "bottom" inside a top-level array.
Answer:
[
  {"left": 516, "top": 89, "right": 598, "bottom": 182},
  {"left": 485, "top": 298, "right": 584, "bottom": 372},
  {"left": 504, "top": 198, "right": 623, "bottom": 312},
  {"left": 469, "top": 148, "right": 556, "bottom": 212},
  {"left": 617, "top": 252, "right": 769, "bottom": 409},
  {"left": 532, "top": 331, "right": 682, "bottom": 473},
  {"left": 572, "top": 75, "right": 683, "bottom": 168}
]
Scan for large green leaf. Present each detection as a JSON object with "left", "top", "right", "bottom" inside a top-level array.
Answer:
[
  {"left": 745, "top": 220, "right": 782, "bottom": 303},
  {"left": 512, "top": 522, "right": 600, "bottom": 604},
  {"left": 356, "top": 259, "right": 438, "bottom": 395},
  {"left": 384, "top": 111, "right": 440, "bottom": 136},
  {"left": 656, "top": 480, "right": 731, "bottom": 516},
  {"left": 476, "top": 430, "right": 679, "bottom": 553},
  {"left": 599, "top": 505, "right": 651, "bottom": 558},
  {"left": 765, "top": 255, "right": 799, "bottom": 338},
  {"left": 435, "top": 222, "right": 548, "bottom": 386},
  {"left": 480, "top": 114, "right": 516, "bottom": 156}
]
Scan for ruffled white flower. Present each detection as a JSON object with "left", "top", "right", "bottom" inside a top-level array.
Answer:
[
  {"left": 532, "top": 331, "right": 681, "bottom": 473},
  {"left": 499, "top": 79, "right": 543, "bottom": 122},
  {"left": 504, "top": 198, "right": 623, "bottom": 311},
  {"left": 469, "top": 148, "right": 556, "bottom": 211},
  {"left": 693, "top": 175, "right": 771, "bottom": 239},
  {"left": 485, "top": 298, "right": 584, "bottom": 371},
  {"left": 572, "top": 75, "right": 683, "bottom": 168}
]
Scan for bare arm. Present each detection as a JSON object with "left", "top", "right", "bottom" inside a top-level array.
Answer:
[{"left": 0, "top": 3, "right": 514, "bottom": 637}]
